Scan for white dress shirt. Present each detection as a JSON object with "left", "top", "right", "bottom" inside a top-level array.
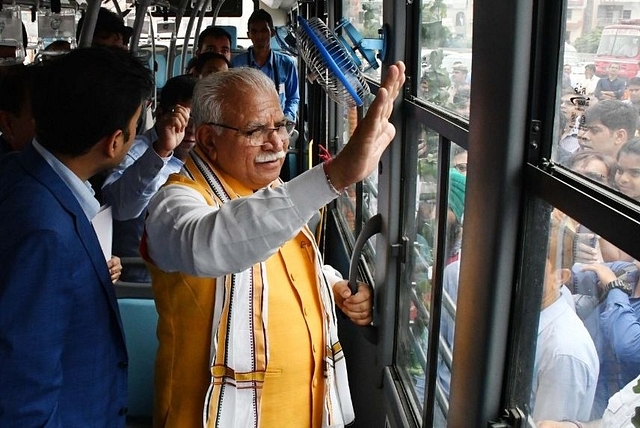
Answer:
[
  {"left": 601, "top": 374, "right": 640, "bottom": 427},
  {"left": 531, "top": 296, "right": 599, "bottom": 422},
  {"left": 102, "top": 127, "right": 184, "bottom": 221}
]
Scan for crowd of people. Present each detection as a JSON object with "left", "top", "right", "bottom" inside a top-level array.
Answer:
[
  {"left": 528, "top": 59, "right": 640, "bottom": 427},
  {"left": 0, "top": 5, "right": 409, "bottom": 427},
  {"left": 408, "top": 60, "right": 640, "bottom": 426},
  {"left": 557, "top": 61, "right": 640, "bottom": 203}
]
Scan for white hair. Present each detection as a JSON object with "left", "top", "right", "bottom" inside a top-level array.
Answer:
[{"left": 192, "top": 67, "right": 279, "bottom": 128}]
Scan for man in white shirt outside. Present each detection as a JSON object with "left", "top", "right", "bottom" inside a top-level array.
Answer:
[
  {"left": 577, "top": 64, "right": 600, "bottom": 98},
  {"left": 531, "top": 218, "right": 599, "bottom": 423}
]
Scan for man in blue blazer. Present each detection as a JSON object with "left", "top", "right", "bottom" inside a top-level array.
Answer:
[{"left": 0, "top": 48, "right": 153, "bottom": 426}]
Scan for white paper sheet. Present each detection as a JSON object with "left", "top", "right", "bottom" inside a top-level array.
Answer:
[{"left": 91, "top": 205, "right": 112, "bottom": 262}]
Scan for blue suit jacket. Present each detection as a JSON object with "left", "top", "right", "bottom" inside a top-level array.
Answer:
[{"left": 0, "top": 145, "right": 128, "bottom": 427}]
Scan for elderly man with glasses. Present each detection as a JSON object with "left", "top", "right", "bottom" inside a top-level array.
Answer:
[{"left": 142, "top": 64, "right": 406, "bottom": 427}]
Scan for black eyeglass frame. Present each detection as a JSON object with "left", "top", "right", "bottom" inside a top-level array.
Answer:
[{"left": 207, "top": 120, "right": 296, "bottom": 146}]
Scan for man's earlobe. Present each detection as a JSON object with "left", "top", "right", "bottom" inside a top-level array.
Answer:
[
  {"left": 195, "top": 125, "right": 210, "bottom": 145},
  {"left": 558, "top": 268, "right": 571, "bottom": 286},
  {"left": 104, "top": 129, "right": 123, "bottom": 158},
  {"left": 195, "top": 125, "right": 216, "bottom": 157}
]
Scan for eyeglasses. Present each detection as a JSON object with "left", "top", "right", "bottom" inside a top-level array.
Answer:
[
  {"left": 208, "top": 120, "right": 296, "bottom": 146},
  {"left": 454, "top": 163, "right": 467, "bottom": 173}
]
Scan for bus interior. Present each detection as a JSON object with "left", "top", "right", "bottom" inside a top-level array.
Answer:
[{"left": 1, "top": 0, "right": 640, "bottom": 427}]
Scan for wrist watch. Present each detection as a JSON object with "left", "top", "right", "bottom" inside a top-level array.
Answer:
[{"left": 604, "top": 279, "right": 633, "bottom": 296}]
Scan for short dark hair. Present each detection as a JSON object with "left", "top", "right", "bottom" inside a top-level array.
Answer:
[
  {"left": 618, "top": 138, "right": 640, "bottom": 161},
  {"left": 76, "top": 8, "right": 133, "bottom": 43},
  {"left": 248, "top": 9, "right": 274, "bottom": 29},
  {"left": 0, "top": 64, "right": 32, "bottom": 116},
  {"left": 158, "top": 74, "right": 197, "bottom": 112},
  {"left": 584, "top": 63, "right": 596, "bottom": 73},
  {"left": 583, "top": 100, "right": 638, "bottom": 138},
  {"left": 44, "top": 40, "right": 71, "bottom": 52},
  {"left": 31, "top": 47, "right": 153, "bottom": 156},
  {"left": 193, "top": 52, "right": 231, "bottom": 74},
  {"left": 197, "top": 27, "right": 232, "bottom": 52},
  {"left": 185, "top": 56, "right": 198, "bottom": 73}
]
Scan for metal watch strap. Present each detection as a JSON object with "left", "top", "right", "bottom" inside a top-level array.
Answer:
[{"left": 605, "top": 279, "right": 632, "bottom": 296}]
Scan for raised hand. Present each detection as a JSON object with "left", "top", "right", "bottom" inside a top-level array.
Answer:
[
  {"left": 326, "top": 61, "right": 406, "bottom": 190},
  {"left": 153, "top": 104, "right": 191, "bottom": 158}
]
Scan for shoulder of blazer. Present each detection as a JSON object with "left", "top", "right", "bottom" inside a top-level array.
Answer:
[
  {"left": 17, "top": 145, "right": 89, "bottom": 218},
  {"left": 6, "top": 146, "right": 125, "bottom": 334},
  {"left": 15, "top": 146, "right": 112, "bottom": 279}
]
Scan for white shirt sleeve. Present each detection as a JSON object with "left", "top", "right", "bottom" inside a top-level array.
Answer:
[
  {"left": 102, "top": 128, "right": 183, "bottom": 221},
  {"left": 321, "top": 265, "right": 344, "bottom": 287},
  {"left": 145, "top": 164, "right": 340, "bottom": 277}
]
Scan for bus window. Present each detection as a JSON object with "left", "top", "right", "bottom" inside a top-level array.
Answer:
[
  {"left": 341, "top": 0, "right": 383, "bottom": 81},
  {"left": 335, "top": 96, "right": 379, "bottom": 271},
  {"left": 533, "top": 4, "right": 640, "bottom": 424},
  {"left": 417, "top": 0, "right": 472, "bottom": 121},
  {"left": 0, "top": 6, "right": 26, "bottom": 65},
  {"left": 335, "top": 103, "right": 358, "bottom": 238},
  {"left": 396, "top": 132, "right": 466, "bottom": 425},
  {"left": 552, "top": 47, "right": 640, "bottom": 205},
  {"left": 523, "top": 204, "right": 640, "bottom": 424}
]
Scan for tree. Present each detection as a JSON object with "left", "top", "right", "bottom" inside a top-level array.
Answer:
[
  {"left": 361, "top": 0, "right": 382, "bottom": 38},
  {"left": 421, "top": 0, "right": 451, "bottom": 48},
  {"left": 422, "top": 0, "right": 447, "bottom": 23},
  {"left": 574, "top": 27, "right": 603, "bottom": 54}
]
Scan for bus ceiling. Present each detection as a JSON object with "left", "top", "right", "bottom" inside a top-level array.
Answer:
[{"left": 149, "top": 0, "right": 243, "bottom": 18}]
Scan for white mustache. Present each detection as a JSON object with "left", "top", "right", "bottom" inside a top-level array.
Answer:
[{"left": 255, "top": 150, "right": 286, "bottom": 163}]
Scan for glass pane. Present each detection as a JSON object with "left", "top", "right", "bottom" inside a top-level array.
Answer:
[
  {"left": 396, "top": 126, "right": 441, "bottom": 422},
  {"left": 361, "top": 97, "right": 378, "bottom": 210},
  {"left": 396, "top": 135, "right": 467, "bottom": 427},
  {"left": 341, "top": 0, "right": 383, "bottom": 81},
  {"left": 360, "top": 96, "right": 379, "bottom": 268},
  {"left": 336, "top": 106, "right": 359, "bottom": 236},
  {"left": 417, "top": 0, "right": 472, "bottom": 120},
  {"left": 531, "top": 206, "right": 639, "bottom": 425},
  {"left": 336, "top": 97, "right": 378, "bottom": 269},
  {"left": 434, "top": 143, "right": 466, "bottom": 427},
  {"left": 552, "top": 0, "right": 640, "bottom": 208}
]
